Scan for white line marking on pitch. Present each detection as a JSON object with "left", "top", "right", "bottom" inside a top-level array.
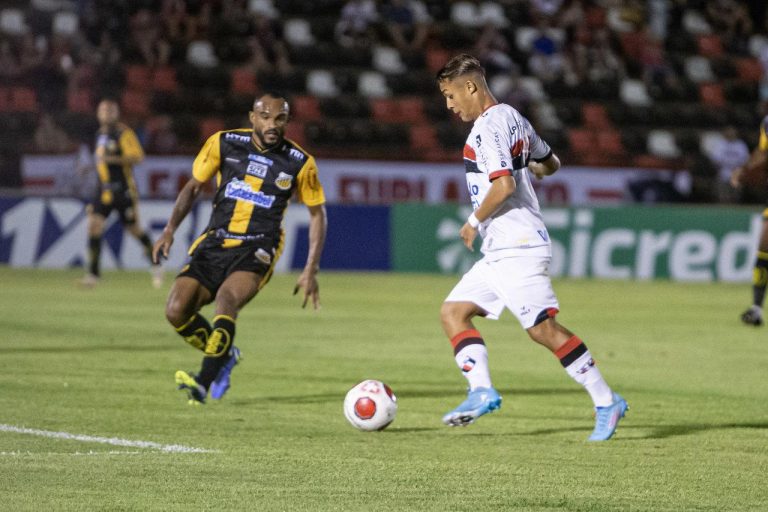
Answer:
[{"left": 0, "top": 424, "right": 217, "bottom": 453}]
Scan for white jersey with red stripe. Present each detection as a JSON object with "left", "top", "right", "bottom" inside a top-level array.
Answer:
[{"left": 463, "top": 103, "right": 553, "bottom": 260}]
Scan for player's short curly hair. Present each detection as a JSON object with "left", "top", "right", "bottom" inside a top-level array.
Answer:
[{"left": 435, "top": 54, "right": 485, "bottom": 82}]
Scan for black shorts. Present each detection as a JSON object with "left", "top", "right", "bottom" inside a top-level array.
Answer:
[
  {"left": 90, "top": 190, "right": 138, "bottom": 225},
  {"left": 178, "top": 236, "right": 281, "bottom": 296}
]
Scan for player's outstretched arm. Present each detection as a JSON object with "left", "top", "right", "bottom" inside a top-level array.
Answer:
[
  {"left": 529, "top": 153, "right": 561, "bottom": 180},
  {"left": 152, "top": 178, "right": 205, "bottom": 263},
  {"left": 294, "top": 204, "right": 327, "bottom": 309}
]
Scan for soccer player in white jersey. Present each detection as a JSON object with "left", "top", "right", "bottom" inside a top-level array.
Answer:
[{"left": 436, "top": 54, "right": 627, "bottom": 441}]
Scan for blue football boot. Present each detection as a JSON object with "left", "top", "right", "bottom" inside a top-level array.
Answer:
[
  {"left": 588, "top": 393, "right": 628, "bottom": 441},
  {"left": 442, "top": 387, "right": 502, "bottom": 427},
  {"left": 209, "top": 346, "right": 241, "bottom": 400}
]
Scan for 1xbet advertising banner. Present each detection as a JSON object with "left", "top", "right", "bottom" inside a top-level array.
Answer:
[
  {"left": 0, "top": 197, "right": 389, "bottom": 272},
  {"left": 391, "top": 204, "right": 761, "bottom": 282}
]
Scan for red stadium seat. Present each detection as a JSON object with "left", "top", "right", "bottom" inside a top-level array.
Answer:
[
  {"left": 152, "top": 67, "right": 178, "bottom": 93},
  {"left": 568, "top": 128, "right": 595, "bottom": 155},
  {"left": 697, "top": 35, "right": 724, "bottom": 58},
  {"left": 397, "top": 97, "right": 426, "bottom": 123},
  {"left": 284, "top": 121, "right": 307, "bottom": 147},
  {"left": 410, "top": 123, "right": 438, "bottom": 151},
  {"left": 199, "top": 117, "right": 226, "bottom": 140},
  {"left": 0, "top": 87, "right": 9, "bottom": 112},
  {"left": 735, "top": 58, "right": 763, "bottom": 82},
  {"left": 371, "top": 98, "right": 399, "bottom": 122},
  {"left": 10, "top": 86, "right": 37, "bottom": 112},
  {"left": 426, "top": 47, "right": 451, "bottom": 74},
  {"left": 596, "top": 130, "right": 625, "bottom": 157},
  {"left": 121, "top": 89, "right": 150, "bottom": 116},
  {"left": 125, "top": 65, "right": 152, "bottom": 89},
  {"left": 230, "top": 67, "right": 258, "bottom": 96},
  {"left": 67, "top": 89, "right": 92, "bottom": 113},
  {"left": 291, "top": 95, "right": 321, "bottom": 121},
  {"left": 372, "top": 97, "right": 425, "bottom": 123},
  {"left": 582, "top": 103, "right": 611, "bottom": 129},
  {"left": 699, "top": 83, "right": 725, "bottom": 106}
]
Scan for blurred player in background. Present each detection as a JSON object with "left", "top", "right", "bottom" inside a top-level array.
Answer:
[
  {"left": 436, "top": 54, "right": 627, "bottom": 441},
  {"left": 153, "top": 91, "right": 327, "bottom": 405},
  {"left": 82, "top": 99, "right": 163, "bottom": 288},
  {"left": 730, "top": 112, "right": 768, "bottom": 326}
]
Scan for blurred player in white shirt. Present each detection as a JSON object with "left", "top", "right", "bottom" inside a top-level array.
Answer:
[{"left": 436, "top": 54, "right": 627, "bottom": 441}]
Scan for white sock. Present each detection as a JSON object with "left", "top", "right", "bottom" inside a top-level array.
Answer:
[
  {"left": 455, "top": 343, "right": 492, "bottom": 390},
  {"left": 564, "top": 351, "right": 614, "bottom": 408}
]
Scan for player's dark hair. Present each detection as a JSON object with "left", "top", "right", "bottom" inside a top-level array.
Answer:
[{"left": 436, "top": 54, "right": 485, "bottom": 82}]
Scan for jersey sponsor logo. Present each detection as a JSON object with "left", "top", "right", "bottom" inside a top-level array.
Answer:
[
  {"left": 225, "top": 133, "right": 251, "bottom": 143},
  {"left": 248, "top": 154, "right": 273, "bottom": 165},
  {"left": 246, "top": 161, "right": 268, "bottom": 178},
  {"left": 254, "top": 248, "right": 272, "bottom": 264},
  {"left": 224, "top": 178, "right": 275, "bottom": 208},
  {"left": 225, "top": 157, "right": 241, "bottom": 163},
  {"left": 274, "top": 171, "right": 293, "bottom": 190},
  {"left": 288, "top": 148, "right": 304, "bottom": 160}
]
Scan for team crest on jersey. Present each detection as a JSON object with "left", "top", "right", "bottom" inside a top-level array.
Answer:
[
  {"left": 225, "top": 178, "right": 275, "bottom": 208},
  {"left": 576, "top": 358, "right": 595, "bottom": 375},
  {"left": 461, "top": 357, "right": 476, "bottom": 373},
  {"left": 274, "top": 172, "right": 293, "bottom": 190},
  {"left": 254, "top": 248, "right": 272, "bottom": 264},
  {"left": 246, "top": 161, "right": 268, "bottom": 178}
]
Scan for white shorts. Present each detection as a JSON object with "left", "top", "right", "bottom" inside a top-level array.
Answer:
[{"left": 445, "top": 251, "right": 559, "bottom": 329}]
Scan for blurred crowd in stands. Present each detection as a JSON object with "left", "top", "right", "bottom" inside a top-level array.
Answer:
[{"left": 1, "top": 0, "right": 768, "bottom": 202}]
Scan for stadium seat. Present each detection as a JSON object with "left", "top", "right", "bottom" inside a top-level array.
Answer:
[
  {"left": 633, "top": 153, "right": 673, "bottom": 169},
  {"left": 699, "top": 83, "right": 725, "bottom": 107},
  {"left": 735, "top": 58, "right": 763, "bottom": 82},
  {"left": 67, "top": 89, "right": 92, "bottom": 113},
  {"left": 748, "top": 34, "right": 768, "bottom": 58},
  {"left": 519, "top": 76, "right": 547, "bottom": 101},
  {"left": 450, "top": 2, "right": 481, "bottom": 28},
  {"left": 152, "top": 67, "right": 178, "bottom": 93},
  {"left": 0, "top": 9, "right": 26, "bottom": 35},
  {"left": 619, "top": 79, "right": 652, "bottom": 107},
  {"left": 230, "top": 67, "right": 258, "bottom": 96},
  {"left": 52, "top": 11, "right": 78, "bottom": 37},
  {"left": 596, "top": 130, "right": 625, "bottom": 157},
  {"left": 0, "top": 87, "right": 8, "bottom": 112},
  {"left": 121, "top": 89, "right": 150, "bottom": 117},
  {"left": 478, "top": 2, "right": 509, "bottom": 28},
  {"left": 682, "top": 10, "right": 711, "bottom": 35},
  {"left": 291, "top": 95, "right": 321, "bottom": 121},
  {"left": 199, "top": 117, "right": 226, "bottom": 140},
  {"left": 699, "top": 130, "right": 723, "bottom": 157},
  {"left": 10, "top": 87, "right": 37, "bottom": 112},
  {"left": 515, "top": 26, "right": 538, "bottom": 52},
  {"left": 582, "top": 103, "right": 611, "bottom": 129},
  {"left": 284, "top": 121, "right": 306, "bottom": 147},
  {"left": 125, "top": 65, "right": 152, "bottom": 89},
  {"left": 284, "top": 18, "right": 315, "bottom": 46},
  {"left": 357, "top": 71, "right": 391, "bottom": 98},
  {"left": 568, "top": 128, "right": 595, "bottom": 155},
  {"left": 372, "top": 46, "right": 406, "bottom": 74},
  {"left": 697, "top": 34, "right": 723, "bottom": 58},
  {"left": 306, "top": 69, "right": 339, "bottom": 98},
  {"left": 426, "top": 47, "right": 451, "bottom": 74},
  {"left": 647, "top": 129, "right": 681, "bottom": 158},
  {"left": 684, "top": 56, "right": 715, "bottom": 83}
]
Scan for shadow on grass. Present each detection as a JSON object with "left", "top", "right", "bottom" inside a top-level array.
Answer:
[{"left": 521, "top": 422, "right": 768, "bottom": 440}]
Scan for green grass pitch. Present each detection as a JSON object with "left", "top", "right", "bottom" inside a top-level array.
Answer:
[{"left": 0, "top": 267, "right": 766, "bottom": 511}]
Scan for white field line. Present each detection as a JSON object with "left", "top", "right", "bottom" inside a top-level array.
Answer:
[
  {"left": 0, "top": 424, "right": 217, "bottom": 453},
  {"left": 0, "top": 450, "right": 144, "bottom": 456}
]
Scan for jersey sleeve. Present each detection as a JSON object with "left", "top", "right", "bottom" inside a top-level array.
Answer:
[
  {"left": 527, "top": 119, "right": 552, "bottom": 162},
  {"left": 759, "top": 117, "right": 768, "bottom": 152},
  {"left": 119, "top": 128, "right": 145, "bottom": 161},
  {"left": 475, "top": 117, "right": 514, "bottom": 181},
  {"left": 295, "top": 155, "right": 326, "bottom": 206},
  {"left": 192, "top": 132, "right": 221, "bottom": 182}
]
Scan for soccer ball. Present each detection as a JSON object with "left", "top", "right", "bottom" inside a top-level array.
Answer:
[{"left": 343, "top": 379, "right": 398, "bottom": 431}]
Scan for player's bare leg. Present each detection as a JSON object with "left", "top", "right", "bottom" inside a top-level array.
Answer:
[
  {"left": 527, "top": 318, "right": 627, "bottom": 441},
  {"left": 741, "top": 216, "right": 768, "bottom": 326},
  {"left": 81, "top": 211, "right": 105, "bottom": 287},
  {"left": 440, "top": 301, "right": 501, "bottom": 426}
]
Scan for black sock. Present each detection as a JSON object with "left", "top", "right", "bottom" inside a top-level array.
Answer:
[
  {"left": 197, "top": 315, "right": 236, "bottom": 389},
  {"left": 752, "top": 251, "right": 768, "bottom": 307},
  {"left": 138, "top": 233, "right": 154, "bottom": 264},
  {"left": 88, "top": 236, "right": 101, "bottom": 276},
  {"left": 175, "top": 314, "right": 212, "bottom": 351}
]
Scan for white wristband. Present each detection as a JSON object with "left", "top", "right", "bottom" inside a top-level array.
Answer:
[{"left": 467, "top": 212, "right": 480, "bottom": 228}]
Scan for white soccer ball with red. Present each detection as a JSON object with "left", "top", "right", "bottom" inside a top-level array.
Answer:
[{"left": 343, "top": 379, "right": 398, "bottom": 431}]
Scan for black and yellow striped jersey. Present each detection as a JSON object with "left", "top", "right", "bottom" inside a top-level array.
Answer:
[
  {"left": 759, "top": 115, "right": 768, "bottom": 152},
  {"left": 95, "top": 123, "right": 144, "bottom": 199},
  {"left": 192, "top": 129, "right": 325, "bottom": 248}
]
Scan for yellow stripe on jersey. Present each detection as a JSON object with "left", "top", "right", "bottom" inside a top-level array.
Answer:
[
  {"left": 759, "top": 120, "right": 768, "bottom": 152},
  {"left": 295, "top": 155, "right": 326, "bottom": 206},
  {"left": 96, "top": 160, "right": 110, "bottom": 185},
  {"left": 119, "top": 128, "right": 145, "bottom": 161},
  {"left": 259, "top": 229, "right": 285, "bottom": 290},
  {"left": 227, "top": 174, "right": 264, "bottom": 236},
  {"left": 192, "top": 132, "right": 222, "bottom": 183}
]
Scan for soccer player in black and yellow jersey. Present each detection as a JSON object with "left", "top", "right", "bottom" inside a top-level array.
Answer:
[
  {"left": 731, "top": 114, "right": 768, "bottom": 326},
  {"left": 82, "top": 99, "right": 163, "bottom": 288},
  {"left": 152, "top": 92, "right": 327, "bottom": 404}
]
